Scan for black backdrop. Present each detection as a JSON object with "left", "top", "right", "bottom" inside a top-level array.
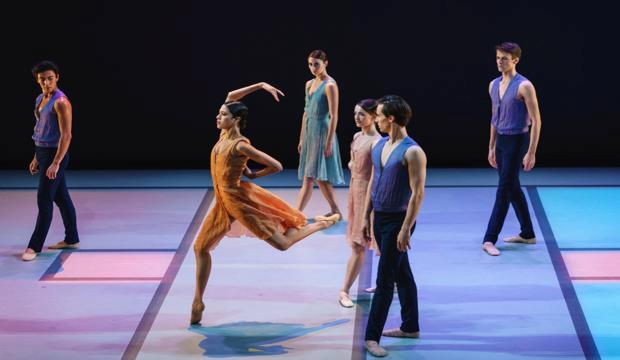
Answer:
[{"left": 2, "top": 0, "right": 618, "bottom": 169}]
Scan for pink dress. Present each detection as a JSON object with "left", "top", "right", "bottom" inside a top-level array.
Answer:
[{"left": 347, "top": 131, "right": 381, "bottom": 248}]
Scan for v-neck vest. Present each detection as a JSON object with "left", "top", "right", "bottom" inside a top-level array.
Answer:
[
  {"left": 490, "top": 73, "right": 530, "bottom": 135},
  {"left": 370, "top": 136, "right": 417, "bottom": 212},
  {"left": 32, "top": 89, "right": 67, "bottom": 147}
]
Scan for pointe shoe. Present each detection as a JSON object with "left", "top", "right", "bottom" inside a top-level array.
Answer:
[
  {"left": 190, "top": 301, "right": 205, "bottom": 325},
  {"left": 483, "top": 241, "right": 500, "bottom": 256},
  {"left": 365, "top": 340, "right": 388, "bottom": 357},
  {"left": 315, "top": 213, "right": 341, "bottom": 228},
  {"left": 503, "top": 235, "right": 537, "bottom": 244},
  {"left": 21, "top": 249, "right": 37, "bottom": 261},
  {"left": 313, "top": 212, "right": 342, "bottom": 222},
  {"left": 382, "top": 328, "right": 420, "bottom": 338},
  {"left": 48, "top": 240, "right": 80, "bottom": 250},
  {"left": 338, "top": 291, "right": 354, "bottom": 308}
]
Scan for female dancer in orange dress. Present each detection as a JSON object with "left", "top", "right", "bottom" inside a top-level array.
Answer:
[
  {"left": 191, "top": 82, "right": 339, "bottom": 324},
  {"left": 338, "top": 99, "right": 381, "bottom": 307}
]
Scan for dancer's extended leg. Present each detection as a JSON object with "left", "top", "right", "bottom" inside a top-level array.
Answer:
[{"left": 265, "top": 215, "right": 338, "bottom": 251}]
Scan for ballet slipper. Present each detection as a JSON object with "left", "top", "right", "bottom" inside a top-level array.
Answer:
[
  {"left": 365, "top": 340, "right": 388, "bottom": 357},
  {"left": 483, "top": 241, "right": 500, "bottom": 256},
  {"left": 22, "top": 248, "right": 37, "bottom": 261},
  {"left": 48, "top": 240, "right": 80, "bottom": 250},
  {"left": 503, "top": 235, "right": 537, "bottom": 244},
  {"left": 338, "top": 291, "right": 354, "bottom": 308},
  {"left": 382, "top": 328, "right": 420, "bottom": 338}
]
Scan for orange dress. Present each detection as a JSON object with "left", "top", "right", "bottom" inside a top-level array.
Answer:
[{"left": 194, "top": 133, "right": 307, "bottom": 252}]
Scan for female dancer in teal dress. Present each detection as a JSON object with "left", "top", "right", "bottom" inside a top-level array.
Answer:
[{"left": 296, "top": 50, "right": 344, "bottom": 218}]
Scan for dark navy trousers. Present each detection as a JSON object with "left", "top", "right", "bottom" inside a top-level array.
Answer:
[
  {"left": 484, "top": 133, "right": 535, "bottom": 244},
  {"left": 365, "top": 211, "right": 419, "bottom": 342},
  {"left": 27, "top": 147, "right": 79, "bottom": 252}
]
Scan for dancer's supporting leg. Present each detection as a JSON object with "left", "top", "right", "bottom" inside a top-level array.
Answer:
[
  {"left": 192, "top": 205, "right": 229, "bottom": 325},
  {"left": 296, "top": 176, "right": 315, "bottom": 211},
  {"left": 191, "top": 212, "right": 338, "bottom": 324},
  {"left": 339, "top": 243, "right": 365, "bottom": 307},
  {"left": 317, "top": 180, "right": 342, "bottom": 217}
]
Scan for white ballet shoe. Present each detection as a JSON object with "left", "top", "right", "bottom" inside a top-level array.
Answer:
[
  {"left": 22, "top": 249, "right": 37, "bottom": 261},
  {"left": 483, "top": 242, "right": 500, "bottom": 256},
  {"left": 338, "top": 292, "right": 354, "bottom": 308},
  {"left": 365, "top": 340, "right": 388, "bottom": 357}
]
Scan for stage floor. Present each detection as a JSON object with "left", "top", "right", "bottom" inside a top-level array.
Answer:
[{"left": 1, "top": 169, "right": 619, "bottom": 359}]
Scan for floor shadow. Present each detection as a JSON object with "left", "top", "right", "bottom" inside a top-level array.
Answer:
[{"left": 188, "top": 319, "right": 349, "bottom": 357}]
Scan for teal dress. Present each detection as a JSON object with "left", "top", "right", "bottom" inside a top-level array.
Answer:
[{"left": 298, "top": 79, "right": 345, "bottom": 185}]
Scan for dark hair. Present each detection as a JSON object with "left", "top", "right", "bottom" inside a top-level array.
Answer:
[
  {"left": 356, "top": 98, "right": 378, "bottom": 116},
  {"left": 377, "top": 95, "right": 412, "bottom": 127},
  {"left": 224, "top": 101, "right": 249, "bottom": 129},
  {"left": 31, "top": 60, "right": 60, "bottom": 78},
  {"left": 308, "top": 49, "right": 328, "bottom": 62},
  {"left": 495, "top": 42, "right": 522, "bottom": 59}
]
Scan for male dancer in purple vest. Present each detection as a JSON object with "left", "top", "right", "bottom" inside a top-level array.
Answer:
[
  {"left": 483, "top": 42, "right": 542, "bottom": 256},
  {"left": 361, "top": 95, "right": 427, "bottom": 357},
  {"left": 22, "top": 61, "right": 80, "bottom": 261}
]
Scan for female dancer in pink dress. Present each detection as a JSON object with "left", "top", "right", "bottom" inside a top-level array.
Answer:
[{"left": 338, "top": 99, "right": 381, "bottom": 307}]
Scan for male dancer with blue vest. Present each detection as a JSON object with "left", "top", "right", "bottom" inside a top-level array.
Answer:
[
  {"left": 22, "top": 61, "right": 80, "bottom": 261},
  {"left": 361, "top": 95, "right": 427, "bottom": 357},
  {"left": 483, "top": 42, "right": 542, "bottom": 256}
]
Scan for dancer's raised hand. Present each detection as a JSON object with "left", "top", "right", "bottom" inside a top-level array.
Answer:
[{"left": 261, "top": 82, "right": 285, "bottom": 102}]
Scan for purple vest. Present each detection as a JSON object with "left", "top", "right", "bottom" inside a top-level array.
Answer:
[
  {"left": 32, "top": 89, "right": 67, "bottom": 147},
  {"left": 370, "top": 136, "right": 417, "bottom": 212},
  {"left": 490, "top": 73, "right": 531, "bottom": 135}
]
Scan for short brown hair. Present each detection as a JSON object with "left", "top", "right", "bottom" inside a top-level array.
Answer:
[
  {"left": 495, "top": 42, "right": 522, "bottom": 59},
  {"left": 377, "top": 95, "right": 412, "bottom": 127}
]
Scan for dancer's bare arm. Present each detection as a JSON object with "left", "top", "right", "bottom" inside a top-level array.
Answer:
[
  {"left": 361, "top": 167, "right": 374, "bottom": 241},
  {"left": 46, "top": 97, "right": 73, "bottom": 180},
  {"left": 397, "top": 146, "right": 427, "bottom": 252},
  {"left": 488, "top": 80, "right": 497, "bottom": 169},
  {"left": 225, "top": 82, "right": 284, "bottom": 103},
  {"left": 361, "top": 138, "right": 381, "bottom": 240},
  {"left": 237, "top": 142, "right": 283, "bottom": 179},
  {"left": 324, "top": 81, "right": 339, "bottom": 157},
  {"left": 519, "top": 81, "right": 541, "bottom": 171},
  {"left": 298, "top": 80, "right": 312, "bottom": 154}
]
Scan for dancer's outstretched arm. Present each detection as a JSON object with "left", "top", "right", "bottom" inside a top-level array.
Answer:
[
  {"left": 237, "top": 142, "right": 283, "bottom": 179},
  {"left": 226, "top": 82, "right": 284, "bottom": 102}
]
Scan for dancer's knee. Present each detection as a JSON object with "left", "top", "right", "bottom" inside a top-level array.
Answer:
[
  {"left": 194, "top": 239, "right": 214, "bottom": 254},
  {"left": 352, "top": 243, "right": 365, "bottom": 255}
]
